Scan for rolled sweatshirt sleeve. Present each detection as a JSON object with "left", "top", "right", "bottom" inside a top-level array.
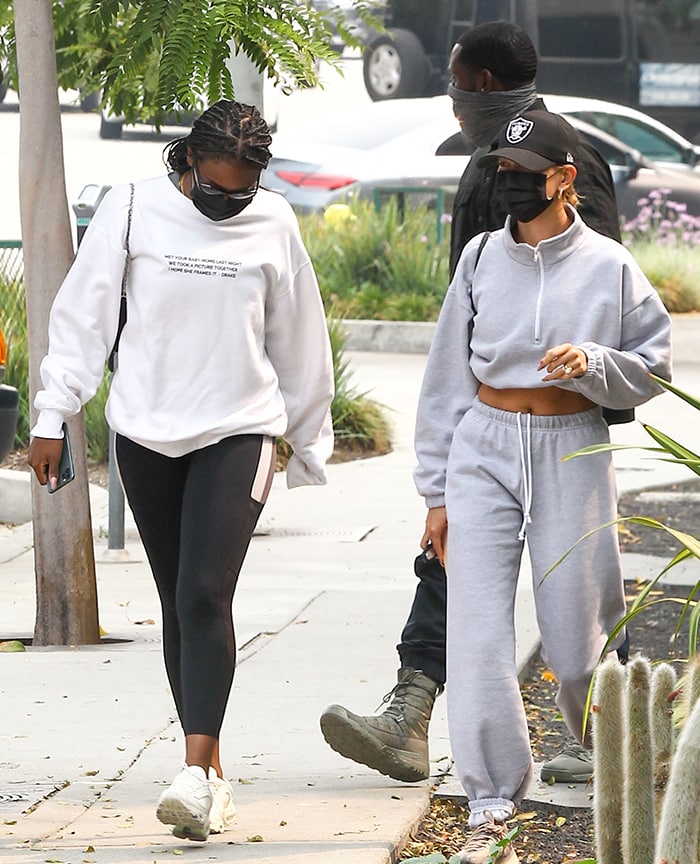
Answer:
[{"left": 264, "top": 257, "right": 334, "bottom": 488}]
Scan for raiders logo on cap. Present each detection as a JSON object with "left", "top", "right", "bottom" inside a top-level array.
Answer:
[{"left": 505, "top": 117, "right": 534, "bottom": 144}]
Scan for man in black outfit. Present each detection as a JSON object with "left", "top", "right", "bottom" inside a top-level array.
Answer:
[{"left": 320, "top": 21, "right": 626, "bottom": 788}]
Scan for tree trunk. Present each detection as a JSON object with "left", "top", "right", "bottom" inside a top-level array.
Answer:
[{"left": 14, "top": 0, "right": 100, "bottom": 645}]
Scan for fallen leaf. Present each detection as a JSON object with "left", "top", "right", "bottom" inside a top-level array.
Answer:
[
  {"left": 279, "top": 820, "right": 287, "bottom": 826},
  {"left": 84, "top": 847, "right": 95, "bottom": 853},
  {"left": 172, "top": 850, "right": 183, "bottom": 856},
  {"left": 541, "top": 669, "right": 557, "bottom": 683},
  {"left": 247, "top": 835, "right": 264, "bottom": 842},
  {"left": 135, "top": 619, "right": 155, "bottom": 626},
  {"left": 0, "top": 640, "right": 25, "bottom": 652},
  {"left": 555, "top": 816, "right": 567, "bottom": 828}
]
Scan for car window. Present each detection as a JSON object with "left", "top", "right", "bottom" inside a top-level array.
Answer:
[
  {"left": 576, "top": 130, "right": 629, "bottom": 166},
  {"left": 569, "top": 111, "right": 686, "bottom": 163},
  {"left": 538, "top": 0, "right": 625, "bottom": 59}
]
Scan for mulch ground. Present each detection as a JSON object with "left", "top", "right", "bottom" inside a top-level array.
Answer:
[{"left": 399, "top": 479, "right": 698, "bottom": 864}]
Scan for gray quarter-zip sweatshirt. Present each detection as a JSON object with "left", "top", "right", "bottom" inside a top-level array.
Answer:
[{"left": 414, "top": 207, "right": 672, "bottom": 507}]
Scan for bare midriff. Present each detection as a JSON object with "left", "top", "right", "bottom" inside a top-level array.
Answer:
[{"left": 477, "top": 383, "right": 596, "bottom": 415}]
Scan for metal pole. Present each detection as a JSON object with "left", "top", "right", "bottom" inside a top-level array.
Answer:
[{"left": 107, "top": 427, "right": 125, "bottom": 550}]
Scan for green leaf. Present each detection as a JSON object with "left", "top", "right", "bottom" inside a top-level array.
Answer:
[
  {"left": 0, "top": 640, "right": 26, "bottom": 652},
  {"left": 651, "top": 374, "right": 700, "bottom": 410},
  {"left": 641, "top": 424, "right": 700, "bottom": 476},
  {"left": 561, "top": 442, "right": 667, "bottom": 460},
  {"left": 541, "top": 516, "right": 700, "bottom": 589}
]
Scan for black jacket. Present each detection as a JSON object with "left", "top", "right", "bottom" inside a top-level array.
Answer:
[{"left": 448, "top": 97, "right": 631, "bottom": 425}]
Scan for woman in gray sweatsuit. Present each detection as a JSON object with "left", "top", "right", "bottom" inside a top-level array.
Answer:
[{"left": 414, "top": 110, "right": 672, "bottom": 864}]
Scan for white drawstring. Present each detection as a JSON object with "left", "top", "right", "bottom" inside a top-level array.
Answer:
[{"left": 516, "top": 412, "right": 533, "bottom": 540}]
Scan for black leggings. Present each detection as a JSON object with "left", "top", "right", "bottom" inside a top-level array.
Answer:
[{"left": 116, "top": 433, "right": 275, "bottom": 737}]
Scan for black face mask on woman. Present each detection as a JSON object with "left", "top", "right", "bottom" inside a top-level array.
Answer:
[
  {"left": 190, "top": 165, "right": 258, "bottom": 221},
  {"left": 494, "top": 170, "right": 553, "bottom": 223}
]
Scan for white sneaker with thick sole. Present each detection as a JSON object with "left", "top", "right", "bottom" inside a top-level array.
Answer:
[
  {"left": 156, "top": 765, "right": 212, "bottom": 841},
  {"left": 208, "top": 768, "right": 236, "bottom": 834},
  {"left": 456, "top": 819, "right": 519, "bottom": 863}
]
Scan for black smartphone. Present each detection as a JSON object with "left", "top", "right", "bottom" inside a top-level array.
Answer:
[{"left": 47, "top": 423, "right": 75, "bottom": 494}]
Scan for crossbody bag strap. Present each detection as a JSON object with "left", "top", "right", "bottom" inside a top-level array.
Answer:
[
  {"left": 108, "top": 183, "right": 134, "bottom": 373},
  {"left": 467, "top": 231, "right": 490, "bottom": 317}
]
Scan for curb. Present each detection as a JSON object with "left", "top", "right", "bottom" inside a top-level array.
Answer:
[{"left": 342, "top": 313, "right": 699, "bottom": 361}]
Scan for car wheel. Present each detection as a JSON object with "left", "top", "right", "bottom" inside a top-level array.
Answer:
[
  {"left": 99, "top": 114, "right": 123, "bottom": 139},
  {"left": 363, "top": 28, "right": 428, "bottom": 101}
]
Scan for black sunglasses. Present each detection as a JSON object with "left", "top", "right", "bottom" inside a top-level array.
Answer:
[{"left": 192, "top": 163, "right": 259, "bottom": 200}]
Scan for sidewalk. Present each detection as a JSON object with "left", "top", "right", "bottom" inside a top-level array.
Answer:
[{"left": 1, "top": 328, "right": 699, "bottom": 863}]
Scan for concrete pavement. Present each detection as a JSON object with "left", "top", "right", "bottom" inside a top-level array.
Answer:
[{"left": 1, "top": 321, "right": 699, "bottom": 863}]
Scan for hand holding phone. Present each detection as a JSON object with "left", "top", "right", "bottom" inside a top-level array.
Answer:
[{"left": 47, "top": 423, "right": 75, "bottom": 494}]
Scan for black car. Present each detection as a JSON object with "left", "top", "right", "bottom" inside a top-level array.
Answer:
[{"left": 362, "top": 0, "right": 700, "bottom": 143}]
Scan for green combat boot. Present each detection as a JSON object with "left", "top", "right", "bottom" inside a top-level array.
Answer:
[{"left": 319, "top": 668, "right": 440, "bottom": 782}]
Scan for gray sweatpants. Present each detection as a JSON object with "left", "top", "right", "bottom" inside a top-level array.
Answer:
[{"left": 444, "top": 399, "right": 625, "bottom": 827}]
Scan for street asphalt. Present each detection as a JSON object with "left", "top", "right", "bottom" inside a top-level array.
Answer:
[{"left": 1, "top": 317, "right": 699, "bottom": 863}]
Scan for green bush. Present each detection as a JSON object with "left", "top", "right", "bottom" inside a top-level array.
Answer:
[
  {"left": 298, "top": 198, "right": 449, "bottom": 321},
  {"left": 297, "top": 192, "right": 700, "bottom": 320},
  {"left": 624, "top": 242, "right": 700, "bottom": 313},
  {"left": 621, "top": 188, "right": 700, "bottom": 313},
  {"left": 0, "top": 247, "right": 29, "bottom": 448}
]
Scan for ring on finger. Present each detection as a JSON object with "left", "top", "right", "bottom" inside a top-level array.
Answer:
[{"left": 563, "top": 364, "right": 573, "bottom": 375}]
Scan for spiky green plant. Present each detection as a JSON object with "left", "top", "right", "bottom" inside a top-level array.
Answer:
[{"left": 543, "top": 377, "right": 700, "bottom": 663}]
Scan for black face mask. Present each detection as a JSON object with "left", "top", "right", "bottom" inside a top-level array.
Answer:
[
  {"left": 495, "top": 170, "right": 553, "bottom": 223},
  {"left": 190, "top": 186, "right": 255, "bottom": 221},
  {"left": 190, "top": 165, "right": 258, "bottom": 221}
]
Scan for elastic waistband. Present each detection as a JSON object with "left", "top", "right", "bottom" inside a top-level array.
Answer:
[{"left": 472, "top": 397, "right": 604, "bottom": 430}]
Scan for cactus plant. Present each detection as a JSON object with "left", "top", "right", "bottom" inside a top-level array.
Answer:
[
  {"left": 593, "top": 657, "right": 626, "bottom": 864},
  {"left": 622, "top": 658, "right": 656, "bottom": 864},
  {"left": 592, "top": 655, "right": 698, "bottom": 864},
  {"left": 654, "top": 696, "right": 700, "bottom": 864},
  {"left": 651, "top": 663, "right": 678, "bottom": 822}
]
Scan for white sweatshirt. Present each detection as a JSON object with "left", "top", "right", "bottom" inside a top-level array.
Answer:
[{"left": 32, "top": 176, "right": 334, "bottom": 488}]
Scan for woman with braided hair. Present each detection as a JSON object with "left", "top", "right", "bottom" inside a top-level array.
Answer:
[{"left": 28, "top": 100, "right": 334, "bottom": 841}]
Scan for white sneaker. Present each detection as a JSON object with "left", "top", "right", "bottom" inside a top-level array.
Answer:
[
  {"left": 457, "top": 819, "right": 519, "bottom": 864},
  {"left": 156, "top": 765, "right": 212, "bottom": 841},
  {"left": 208, "top": 768, "right": 236, "bottom": 834}
]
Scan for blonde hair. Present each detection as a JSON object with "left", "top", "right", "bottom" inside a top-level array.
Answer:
[
  {"left": 554, "top": 165, "right": 580, "bottom": 209},
  {"left": 562, "top": 185, "right": 580, "bottom": 208}
]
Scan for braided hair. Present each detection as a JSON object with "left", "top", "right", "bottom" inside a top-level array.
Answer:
[{"left": 164, "top": 100, "right": 272, "bottom": 173}]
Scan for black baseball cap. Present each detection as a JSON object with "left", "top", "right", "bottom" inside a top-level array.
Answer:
[{"left": 477, "top": 110, "right": 578, "bottom": 171}]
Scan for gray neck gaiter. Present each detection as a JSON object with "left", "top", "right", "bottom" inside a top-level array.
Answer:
[{"left": 448, "top": 82, "right": 538, "bottom": 148}]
